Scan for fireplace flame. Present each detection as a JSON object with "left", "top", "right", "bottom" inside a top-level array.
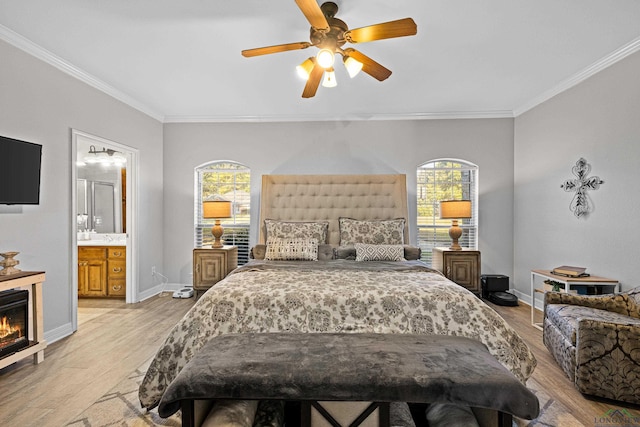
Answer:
[{"left": 0, "top": 316, "right": 21, "bottom": 340}]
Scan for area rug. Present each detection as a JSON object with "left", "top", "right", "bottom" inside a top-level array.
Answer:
[
  {"left": 66, "top": 358, "right": 181, "bottom": 427},
  {"left": 67, "top": 359, "right": 580, "bottom": 427},
  {"left": 514, "top": 377, "right": 584, "bottom": 427}
]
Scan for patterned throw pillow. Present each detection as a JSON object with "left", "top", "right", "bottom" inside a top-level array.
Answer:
[
  {"left": 264, "top": 219, "right": 329, "bottom": 243},
  {"left": 355, "top": 243, "right": 405, "bottom": 262},
  {"left": 201, "top": 400, "right": 258, "bottom": 427},
  {"left": 339, "top": 217, "right": 405, "bottom": 245},
  {"left": 253, "top": 400, "right": 285, "bottom": 427},
  {"left": 265, "top": 238, "right": 319, "bottom": 261}
]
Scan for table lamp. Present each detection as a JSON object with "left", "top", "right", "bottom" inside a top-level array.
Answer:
[
  {"left": 203, "top": 199, "right": 232, "bottom": 248},
  {"left": 439, "top": 200, "right": 472, "bottom": 251}
]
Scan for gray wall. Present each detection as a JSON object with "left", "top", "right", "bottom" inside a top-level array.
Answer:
[
  {"left": 0, "top": 39, "right": 163, "bottom": 341},
  {"left": 514, "top": 50, "right": 640, "bottom": 301},
  {"left": 11, "top": 29, "right": 635, "bottom": 341},
  {"left": 163, "top": 119, "right": 516, "bottom": 285}
]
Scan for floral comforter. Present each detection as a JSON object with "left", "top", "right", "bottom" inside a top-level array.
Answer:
[{"left": 139, "top": 260, "right": 536, "bottom": 410}]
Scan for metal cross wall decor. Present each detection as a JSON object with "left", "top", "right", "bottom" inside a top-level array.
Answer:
[{"left": 560, "top": 157, "right": 604, "bottom": 218}]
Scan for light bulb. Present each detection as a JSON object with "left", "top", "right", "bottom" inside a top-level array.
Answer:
[
  {"left": 296, "top": 58, "right": 315, "bottom": 80},
  {"left": 344, "top": 56, "right": 363, "bottom": 78},
  {"left": 322, "top": 68, "right": 337, "bottom": 88},
  {"left": 316, "top": 48, "right": 335, "bottom": 69}
]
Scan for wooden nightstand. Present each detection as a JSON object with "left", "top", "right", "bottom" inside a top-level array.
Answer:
[
  {"left": 193, "top": 246, "right": 238, "bottom": 299},
  {"left": 432, "top": 247, "right": 481, "bottom": 294}
]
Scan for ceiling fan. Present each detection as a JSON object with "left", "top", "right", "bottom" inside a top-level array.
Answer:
[{"left": 241, "top": 0, "right": 417, "bottom": 98}]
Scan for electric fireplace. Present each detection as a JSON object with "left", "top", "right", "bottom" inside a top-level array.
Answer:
[{"left": 0, "top": 289, "right": 29, "bottom": 359}]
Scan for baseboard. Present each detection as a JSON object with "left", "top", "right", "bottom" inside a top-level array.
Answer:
[
  {"left": 511, "top": 289, "right": 535, "bottom": 308},
  {"left": 138, "top": 283, "right": 189, "bottom": 301},
  {"left": 44, "top": 321, "right": 74, "bottom": 345}
]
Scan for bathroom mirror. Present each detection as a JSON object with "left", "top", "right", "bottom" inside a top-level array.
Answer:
[{"left": 76, "top": 177, "right": 123, "bottom": 233}]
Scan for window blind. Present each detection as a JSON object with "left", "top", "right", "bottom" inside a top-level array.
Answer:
[{"left": 416, "top": 160, "right": 478, "bottom": 266}]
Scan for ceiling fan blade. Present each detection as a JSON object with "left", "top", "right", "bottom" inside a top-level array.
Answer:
[
  {"left": 241, "top": 42, "right": 312, "bottom": 57},
  {"left": 295, "top": 0, "right": 330, "bottom": 30},
  {"left": 344, "top": 18, "right": 417, "bottom": 43},
  {"left": 344, "top": 48, "right": 392, "bottom": 81},
  {"left": 302, "top": 63, "right": 324, "bottom": 98}
]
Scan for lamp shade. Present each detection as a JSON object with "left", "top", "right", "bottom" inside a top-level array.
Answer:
[
  {"left": 322, "top": 68, "right": 337, "bottom": 88},
  {"left": 296, "top": 57, "right": 315, "bottom": 80},
  {"left": 203, "top": 200, "right": 232, "bottom": 219},
  {"left": 343, "top": 56, "right": 363, "bottom": 78},
  {"left": 440, "top": 200, "right": 472, "bottom": 219}
]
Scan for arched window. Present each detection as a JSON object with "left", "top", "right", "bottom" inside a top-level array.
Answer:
[
  {"left": 416, "top": 159, "right": 478, "bottom": 266},
  {"left": 195, "top": 161, "right": 251, "bottom": 265}
]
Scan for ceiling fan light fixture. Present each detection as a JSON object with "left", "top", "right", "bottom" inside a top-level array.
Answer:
[
  {"left": 316, "top": 48, "right": 335, "bottom": 69},
  {"left": 296, "top": 57, "right": 315, "bottom": 80},
  {"left": 343, "top": 56, "right": 363, "bottom": 78},
  {"left": 241, "top": 1, "right": 418, "bottom": 98},
  {"left": 322, "top": 68, "right": 337, "bottom": 88}
]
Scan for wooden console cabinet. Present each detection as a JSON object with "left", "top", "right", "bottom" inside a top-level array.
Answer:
[
  {"left": 193, "top": 246, "right": 238, "bottom": 299},
  {"left": 78, "top": 246, "right": 126, "bottom": 298},
  {"left": 432, "top": 247, "right": 481, "bottom": 294},
  {"left": 0, "top": 271, "right": 47, "bottom": 369}
]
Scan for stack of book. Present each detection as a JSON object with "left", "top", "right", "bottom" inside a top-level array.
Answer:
[{"left": 552, "top": 265, "right": 589, "bottom": 278}]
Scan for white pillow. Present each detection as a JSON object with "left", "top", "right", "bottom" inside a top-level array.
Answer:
[
  {"left": 265, "top": 238, "right": 319, "bottom": 261},
  {"left": 354, "top": 243, "right": 405, "bottom": 262}
]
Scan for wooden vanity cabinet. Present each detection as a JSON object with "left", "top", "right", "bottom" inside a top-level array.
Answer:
[
  {"left": 78, "top": 247, "right": 107, "bottom": 297},
  {"left": 107, "top": 247, "right": 126, "bottom": 297},
  {"left": 78, "top": 246, "right": 126, "bottom": 298}
]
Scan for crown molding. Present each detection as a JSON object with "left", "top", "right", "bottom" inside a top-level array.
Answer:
[
  {"left": 0, "top": 24, "right": 164, "bottom": 122},
  {"left": 513, "top": 36, "right": 640, "bottom": 117},
  {"left": 163, "top": 110, "right": 514, "bottom": 124},
  {"left": 4, "top": 21, "right": 637, "bottom": 124}
]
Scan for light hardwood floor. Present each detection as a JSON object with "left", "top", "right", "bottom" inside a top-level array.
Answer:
[
  {"left": 0, "top": 295, "right": 194, "bottom": 427},
  {"left": 490, "top": 300, "right": 640, "bottom": 426},
  {"left": 1, "top": 295, "right": 639, "bottom": 427}
]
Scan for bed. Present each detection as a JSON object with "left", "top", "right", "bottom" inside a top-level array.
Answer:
[{"left": 138, "top": 174, "right": 537, "bottom": 425}]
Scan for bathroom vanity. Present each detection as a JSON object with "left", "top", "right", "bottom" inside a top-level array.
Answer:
[{"left": 78, "top": 235, "right": 126, "bottom": 298}]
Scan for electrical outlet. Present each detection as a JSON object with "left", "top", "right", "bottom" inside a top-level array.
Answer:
[{"left": 152, "top": 266, "right": 156, "bottom": 276}]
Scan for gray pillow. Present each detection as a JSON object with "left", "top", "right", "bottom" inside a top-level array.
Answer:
[
  {"left": 339, "top": 217, "right": 405, "bottom": 246},
  {"left": 355, "top": 243, "right": 405, "bottom": 262},
  {"left": 264, "top": 219, "right": 329, "bottom": 243},
  {"left": 202, "top": 400, "right": 258, "bottom": 427},
  {"left": 425, "top": 403, "right": 479, "bottom": 427},
  {"left": 335, "top": 245, "right": 421, "bottom": 261}
]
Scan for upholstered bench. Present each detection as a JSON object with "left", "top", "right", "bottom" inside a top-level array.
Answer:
[{"left": 158, "top": 333, "right": 539, "bottom": 427}]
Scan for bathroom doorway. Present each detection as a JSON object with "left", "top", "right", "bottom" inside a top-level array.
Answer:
[{"left": 71, "top": 129, "right": 139, "bottom": 331}]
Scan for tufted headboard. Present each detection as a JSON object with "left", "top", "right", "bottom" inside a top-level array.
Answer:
[{"left": 259, "top": 174, "right": 409, "bottom": 246}]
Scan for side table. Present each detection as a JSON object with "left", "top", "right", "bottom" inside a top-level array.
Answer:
[
  {"left": 530, "top": 269, "right": 619, "bottom": 330},
  {"left": 193, "top": 246, "right": 238, "bottom": 299},
  {"left": 432, "top": 247, "right": 481, "bottom": 294}
]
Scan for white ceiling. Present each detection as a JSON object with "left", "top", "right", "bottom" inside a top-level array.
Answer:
[{"left": 2, "top": 0, "right": 640, "bottom": 123}]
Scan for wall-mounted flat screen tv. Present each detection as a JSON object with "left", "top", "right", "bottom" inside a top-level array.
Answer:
[{"left": 0, "top": 136, "right": 43, "bottom": 205}]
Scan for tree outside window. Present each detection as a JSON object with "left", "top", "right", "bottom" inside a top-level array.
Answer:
[
  {"left": 195, "top": 161, "right": 250, "bottom": 264},
  {"left": 417, "top": 159, "right": 478, "bottom": 266}
]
